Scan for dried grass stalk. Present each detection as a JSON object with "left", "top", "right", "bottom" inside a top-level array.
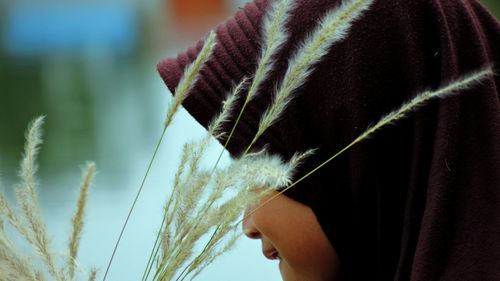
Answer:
[
  {"left": 164, "top": 31, "right": 217, "bottom": 128},
  {"left": 87, "top": 268, "right": 98, "bottom": 281},
  {"left": 245, "top": 0, "right": 295, "bottom": 102},
  {"left": 147, "top": 1, "right": 376, "bottom": 280},
  {"left": 219, "top": 0, "right": 295, "bottom": 157},
  {"left": 275, "top": 66, "right": 495, "bottom": 199},
  {"left": 0, "top": 191, "right": 34, "bottom": 245},
  {"left": 0, "top": 230, "right": 38, "bottom": 281},
  {"left": 0, "top": 117, "right": 97, "bottom": 281},
  {"left": 3, "top": 1, "right": 489, "bottom": 281},
  {"left": 247, "top": 0, "right": 375, "bottom": 153},
  {"left": 68, "top": 162, "right": 97, "bottom": 279},
  {"left": 354, "top": 67, "right": 494, "bottom": 144},
  {"left": 207, "top": 77, "right": 248, "bottom": 139},
  {"left": 14, "top": 116, "right": 63, "bottom": 281},
  {"left": 151, "top": 143, "right": 311, "bottom": 281}
]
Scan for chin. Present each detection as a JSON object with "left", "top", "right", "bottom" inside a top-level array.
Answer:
[
  {"left": 278, "top": 260, "right": 305, "bottom": 281},
  {"left": 278, "top": 260, "right": 338, "bottom": 281}
]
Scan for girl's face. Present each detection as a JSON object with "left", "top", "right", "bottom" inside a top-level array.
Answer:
[{"left": 242, "top": 191, "right": 341, "bottom": 281}]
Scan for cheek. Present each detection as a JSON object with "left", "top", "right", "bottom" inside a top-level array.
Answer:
[
  {"left": 264, "top": 206, "right": 340, "bottom": 280},
  {"left": 251, "top": 201, "right": 289, "bottom": 238},
  {"left": 249, "top": 193, "right": 341, "bottom": 280},
  {"left": 277, "top": 230, "right": 340, "bottom": 281}
]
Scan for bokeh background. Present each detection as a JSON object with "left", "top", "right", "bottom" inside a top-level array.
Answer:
[{"left": 0, "top": 0, "right": 498, "bottom": 280}]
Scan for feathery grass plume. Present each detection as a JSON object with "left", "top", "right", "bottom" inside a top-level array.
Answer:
[
  {"left": 180, "top": 225, "right": 236, "bottom": 281},
  {"left": 165, "top": 194, "right": 256, "bottom": 281},
  {"left": 160, "top": 150, "right": 306, "bottom": 281},
  {"left": 142, "top": 78, "right": 250, "bottom": 279},
  {"left": 246, "top": 0, "right": 294, "bottom": 102},
  {"left": 215, "top": 0, "right": 295, "bottom": 166},
  {"left": 164, "top": 31, "right": 217, "bottom": 128},
  {"left": 107, "top": 32, "right": 219, "bottom": 281},
  {"left": 143, "top": 143, "right": 202, "bottom": 281},
  {"left": 166, "top": 144, "right": 192, "bottom": 227},
  {"left": 353, "top": 67, "right": 494, "bottom": 144},
  {"left": 174, "top": 172, "right": 211, "bottom": 237},
  {"left": 0, "top": 190, "right": 34, "bottom": 245},
  {"left": 187, "top": 230, "right": 241, "bottom": 281},
  {"left": 13, "top": 116, "right": 63, "bottom": 281},
  {"left": 0, "top": 117, "right": 97, "bottom": 281},
  {"left": 0, "top": 229, "right": 38, "bottom": 281},
  {"left": 88, "top": 268, "right": 98, "bottom": 281},
  {"left": 141, "top": 142, "right": 195, "bottom": 281},
  {"left": 68, "top": 162, "right": 96, "bottom": 280},
  {"left": 154, "top": 175, "right": 215, "bottom": 280},
  {"left": 229, "top": 152, "right": 292, "bottom": 188},
  {"left": 163, "top": 143, "right": 190, "bottom": 239},
  {"left": 165, "top": 141, "right": 208, "bottom": 234},
  {"left": 20, "top": 116, "right": 45, "bottom": 202},
  {"left": 142, "top": 78, "right": 248, "bottom": 281},
  {"left": 176, "top": 77, "right": 247, "bottom": 226},
  {"left": 245, "top": 0, "right": 375, "bottom": 154},
  {"left": 178, "top": 77, "right": 248, "bottom": 194},
  {"left": 176, "top": 188, "right": 270, "bottom": 281},
  {"left": 241, "top": 67, "right": 494, "bottom": 229},
  {"left": 271, "top": 66, "right": 495, "bottom": 202},
  {"left": 151, "top": 30, "right": 217, "bottom": 237},
  {"left": 167, "top": 150, "right": 313, "bottom": 280},
  {"left": 207, "top": 77, "right": 248, "bottom": 139},
  {"left": 148, "top": 7, "right": 305, "bottom": 273},
  {"left": 146, "top": 147, "right": 300, "bottom": 281},
  {"left": 150, "top": 1, "right": 374, "bottom": 279}
]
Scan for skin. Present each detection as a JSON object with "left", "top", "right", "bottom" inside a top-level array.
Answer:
[{"left": 242, "top": 190, "right": 341, "bottom": 281}]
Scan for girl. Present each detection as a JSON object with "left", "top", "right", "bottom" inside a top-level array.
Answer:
[{"left": 157, "top": 0, "right": 500, "bottom": 280}]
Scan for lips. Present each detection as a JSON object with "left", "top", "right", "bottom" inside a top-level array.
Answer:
[{"left": 263, "top": 247, "right": 280, "bottom": 260}]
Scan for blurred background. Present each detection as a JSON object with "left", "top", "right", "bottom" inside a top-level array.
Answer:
[
  {"left": 0, "top": 0, "right": 498, "bottom": 280},
  {"left": 0, "top": 0, "right": 280, "bottom": 280}
]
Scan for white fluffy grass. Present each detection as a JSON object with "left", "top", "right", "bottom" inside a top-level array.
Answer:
[
  {"left": 246, "top": 0, "right": 375, "bottom": 153},
  {"left": 0, "top": 117, "right": 97, "bottom": 281},
  {"left": 2, "top": 0, "right": 494, "bottom": 280}
]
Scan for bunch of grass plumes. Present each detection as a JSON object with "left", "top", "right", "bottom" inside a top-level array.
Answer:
[
  {"left": 1, "top": 0, "right": 494, "bottom": 279},
  {"left": 136, "top": 0, "right": 492, "bottom": 280},
  {"left": 141, "top": 24, "right": 313, "bottom": 279},
  {"left": 139, "top": 0, "right": 378, "bottom": 280},
  {"left": 0, "top": 116, "right": 97, "bottom": 281}
]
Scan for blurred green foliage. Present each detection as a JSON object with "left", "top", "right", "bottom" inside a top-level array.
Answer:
[
  {"left": 0, "top": 57, "right": 95, "bottom": 178},
  {"left": 0, "top": 4, "right": 155, "bottom": 181},
  {"left": 481, "top": 0, "right": 499, "bottom": 18}
]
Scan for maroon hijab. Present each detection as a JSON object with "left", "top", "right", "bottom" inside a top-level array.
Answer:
[{"left": 157, "top": 0, "right": 500, "bottom": 280}]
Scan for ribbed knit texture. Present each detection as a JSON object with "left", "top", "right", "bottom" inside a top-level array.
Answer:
[{"left": 157, "top": 0, "right": 500, "bottom": 280}]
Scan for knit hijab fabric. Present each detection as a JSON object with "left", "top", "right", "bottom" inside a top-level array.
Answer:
[{"left": 157, "top": 0, "right": 500, "bottom": 280}]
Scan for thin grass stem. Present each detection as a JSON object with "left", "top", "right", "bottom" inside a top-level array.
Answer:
[
  {"left": 210, "top": 0, "right": 294, "bottom": 173},
  {"left": 240, "top": 66, "right": 493, "bottom": 224},
  {"left": 244, "top": 0, "right": 374, "bottom": 155},
  {"left": 102, "top": 126, "right": 167, "bottom": 281},
  {"left": 141, "top": 215, "right": 166, "bottom": 281},
  {"left": 175, "top": 226, "right": 221, "bottom": 281}
]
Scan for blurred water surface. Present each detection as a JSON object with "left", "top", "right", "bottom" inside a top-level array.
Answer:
[{"left": 0, "top": 0, "right": 498, "bottom": 280}]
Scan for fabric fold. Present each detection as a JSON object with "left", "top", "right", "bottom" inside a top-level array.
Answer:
[{"left": 157, "top": 0, "right": 500, "bottom": 280}]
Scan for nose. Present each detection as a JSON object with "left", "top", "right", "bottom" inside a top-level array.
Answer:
[{"left": 242, "top": 208, "right": 261, "bottom": 239}]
